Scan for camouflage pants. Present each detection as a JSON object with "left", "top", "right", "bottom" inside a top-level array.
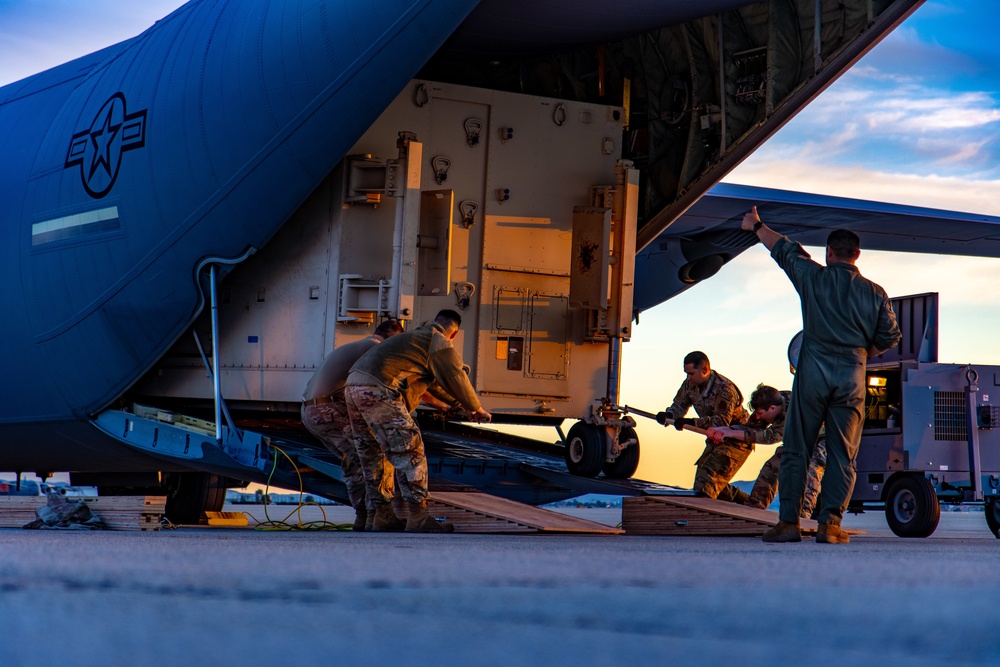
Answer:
[
  {"left": 747, "top": 439, "right": 828, "bottom": 518},
  {"left": 301, "top": 400, "right": 366, "bottom": 510},
  {"left": 693, "top": 440, "right": 753, "bottom": 500},
  {"left": 345, "top": 385, "right": 429, "bottom": 506}
]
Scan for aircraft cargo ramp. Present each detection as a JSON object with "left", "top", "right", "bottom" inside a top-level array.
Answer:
[
  {"left": 419, "top": 426, "right": 684, "bottom": 507},
  {"left": 92, "top": 406, "right": 680, "bottom": 523}
]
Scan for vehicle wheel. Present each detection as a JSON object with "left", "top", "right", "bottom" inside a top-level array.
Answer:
[
  {"left": 164, "top": 472, "right": 227, "bottom": 524},
  {"left": 884, "top": 475, "right": 940, "bottom": 538},
  {"left": 563, "top": 422, "right": 605, "bottom": 478},
  {"left": 602, "top": 427, "right": 640, "bottom": 479},
  {"left": 985, "top": 499, "right": 1000, "bottom": 538}
]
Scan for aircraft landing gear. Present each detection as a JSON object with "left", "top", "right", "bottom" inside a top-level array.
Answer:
[
  {"left": 163, "top": 472, "right": 227, "bottom": 524},
  {"left": 563, "top": 422, "right": 605, "bottom": 478},
  {"left": 91, "top": 470, "right": 228, "bottom": 524},
  {"left": 563, "top": 420, "right": 640, "bottom": 479},
  {"left": 603, "top": 426, "right": 640, "bottom": 479}
]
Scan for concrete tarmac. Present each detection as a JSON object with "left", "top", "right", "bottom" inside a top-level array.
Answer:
[{"left": 0, "top": 505, "right": 997, "bottom": 666}]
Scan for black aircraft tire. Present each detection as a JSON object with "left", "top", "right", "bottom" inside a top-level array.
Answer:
[
  {"left": 602, "top": 427, "right": 640, "bottom": 479},
  {"left": 563, "top": 422, "right": 605, "bottom": 478},
  {"left": 884, "top": 475, "right": 940, "bottom": 538},
  {"left": 164, "top": 472, "right": 227, "bottom": 525},
  {"left": 985, "top": 499, "right": 1000, "bottom": 538}
]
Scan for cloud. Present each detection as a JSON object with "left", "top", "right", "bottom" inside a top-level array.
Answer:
[
  {"left": 865, "top": 92, "right": 1000, "bottom": 132},
  {"left": 804, "top": 86, "right": 1000, "bottom": 135},
  {"left": 859, "top": 23, "right": 984, "bottom": 81},
  {"left": 912, "top": 136, "right": 993, "bottom": 165},
  {"left": 793, "top": 123, "right": 861, "bottom": 160},
  {"left": 748, "top": 77, "right": 1000, "bottom": 177},
  {"left": 726, "top": 159, "right": 1000, "bottom": 216},
  {"left": 762, "top": 12, "right": 1000, "bottom": 177}
]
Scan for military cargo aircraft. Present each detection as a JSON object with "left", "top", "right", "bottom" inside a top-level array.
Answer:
[{"left": 12, "top": 0, "right": 995, "bottom": 524}]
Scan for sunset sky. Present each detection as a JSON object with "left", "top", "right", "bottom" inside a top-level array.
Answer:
[{"left": 2, "top": 1, "right": 998, "bottom": 489}]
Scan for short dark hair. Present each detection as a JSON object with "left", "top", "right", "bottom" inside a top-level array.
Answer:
[
  {"left": 827, "top": 229, "right": 861, "bottom": 260},
  {"left": 683, "top": 350, "right": 709, "bottom": 368},
  {"left": 749, "top": 384, "right": 783, "bottom": 411},
  {"left": 374, "top": 318, "right": 404, "bottom": 338},
  {"left": 434, "top": 309, "right": 463, "bottom": 329}
]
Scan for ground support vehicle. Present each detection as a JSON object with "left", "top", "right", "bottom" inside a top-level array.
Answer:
[{"left": 852, "top": 293, "right": 1000, "bottom": 537}]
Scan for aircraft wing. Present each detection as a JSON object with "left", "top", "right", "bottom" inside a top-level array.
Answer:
[{"left": 634, "top": 182, "right": 1000, "bottom": 314}]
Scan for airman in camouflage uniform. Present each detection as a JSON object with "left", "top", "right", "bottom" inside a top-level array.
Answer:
[
  {"left": 345, "top": 309, "right": 491, "bottom": 533},
  {"left": 656, "top": 351, "right": 749, "bottom": 499},
  {"left": 707, "top": 385, "right": 790, "bottom": 504},
  {"left": 748, "top": 448, "right": 782, "bottom": 509},
  {"left": 747, "top": 437, "right": 827, "bottom": 517},
  {"left": 301, "top": 319, "right": 403, "bottom": 531}
]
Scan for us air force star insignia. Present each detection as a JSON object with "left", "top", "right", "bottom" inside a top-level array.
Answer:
[{"left": 65, "top": 92, "right": 147, "bottom": 199}]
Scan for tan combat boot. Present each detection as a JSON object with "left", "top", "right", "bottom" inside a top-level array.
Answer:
[
  {"left": 405, "top": 500, "right": 454, "bottom": 533},
  {"left": 391, "top": 491, "right": 409, "bottom": 524},
  {"left": 762, "top": 520, "right": 801, "bottom": 543},
  {"left": 352, "top": 506, "right": 368, "bottom": 532},
  {"left": 372, "top": 503, "right": 406, "bottom": 532},
  {"left": 816, "top": 522, "right": 850, "bottom": 544}
]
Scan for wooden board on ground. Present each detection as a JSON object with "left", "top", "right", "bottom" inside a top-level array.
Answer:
[
  {"left": 622, "top": 495, "right": 865, "bottom": 537},
  {"left": 429, "top": 492, "right": 623, "bottom": 534},
  {"left": 0, "top": 496, "right": 166, "bottom": 531}
]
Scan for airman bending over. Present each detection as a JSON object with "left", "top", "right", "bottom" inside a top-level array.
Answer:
[
  {"left": 301, "top": 318, "right": 404, "bottom": 531},
  {"left": 345, "top": 309, "right": 491, "bottom": 533},
  {"left": 705, "top": 384, "right": 788, "bottom": 504},
  {"left": 708, "top": 384, "right": 827, "bottom": 517},
  {"left": 656, "top": 351, "right": 749, "bottom": 499}
]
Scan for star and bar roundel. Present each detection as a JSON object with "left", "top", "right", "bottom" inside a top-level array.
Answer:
[{"left": 65, "top": 93, "right": 147, "bottom": 199}]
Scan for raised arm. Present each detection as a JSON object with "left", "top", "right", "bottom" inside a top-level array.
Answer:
[{"left": 741, "top": 206, "right": 782, "bottom": 251}]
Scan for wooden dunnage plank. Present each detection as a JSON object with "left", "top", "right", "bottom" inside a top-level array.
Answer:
[
  {"left": 428, "top": 492, "right": 623, "bottom": 534},
  {"left": 623, "top": 495, "right": 822, "bottom": 536},
  {"left": 0, "top": 496, "right": 166, "bottom": 531}
]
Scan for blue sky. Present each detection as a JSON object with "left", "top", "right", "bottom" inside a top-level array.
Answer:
[
  {"left": 1, "top": 1, "right": 997, "bottom": 487},
  {"left": 729, "top": 1, "right": 1000, "bottom": 197},
  {"left": 0, "top": 2, "right": 189, "bottom": 86}
]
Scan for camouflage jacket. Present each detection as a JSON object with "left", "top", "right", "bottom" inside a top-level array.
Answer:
[
  {"left": 732, "top": 390, "right": 791, "bottom": 446},
  {"left": 667, "top": 370, "right": 748, "bottom": 429},
  {"left": 346, "top": 321, "right": 481, "bottom": 412}
]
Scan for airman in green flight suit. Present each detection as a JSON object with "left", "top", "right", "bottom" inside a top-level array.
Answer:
[{"left": 742, "top": 207, "right": 901, "bottom": 544}]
